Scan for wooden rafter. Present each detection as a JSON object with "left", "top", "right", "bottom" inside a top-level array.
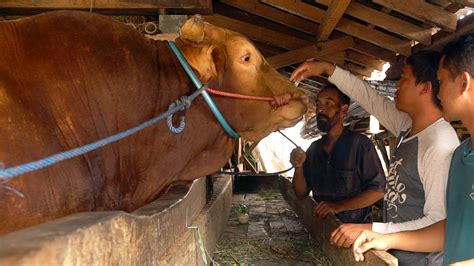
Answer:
[
  {"left": 204, "top": 14, "right": 309, "bottom": 50},
  {"left": 0, "top": 0, "right": 212, "bottom": 15},
  {"left": 387, "top": 14, "right": 474, "bottom": 80},
  {"left": 220, "top": 0, "right": 316, "bottom": 34},
  {"left": 345, "top": 50, "right": 385, "bottom": 71},
  {"left": 343, "top": 62, "right": 374, "bottom": 77},
  {"left": 453, "top": 0, "right": 474, "bottom": 7},
  {"left": 314, "top": 0, "right": 350, "bottom": 41},
  {"left": 267, "top": 36, "right": 354, "bottom": 68},
  {"left": 219, "top": 0, "right": 397, "bottom": 64},
  {"left": 372, "top": 0, "right": 458, "bottom": 32},
  {"left": 261, "top": 0, "right": 412, "bottom": 56},
  {"left": 314, "top": 0, "right": 432, "bottom": 45},
  {"left": 415, "top": 13, "right": 474, "bottom": 52},
  {"left": 332, "top": 32, "right": 396, "bottom": 63}
]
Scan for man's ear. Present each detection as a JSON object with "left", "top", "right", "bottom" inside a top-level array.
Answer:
[
  {"left": 461, "top": 72, "right": 472, "bottom": 95},
  {"left": 341, "top": 103, "right": 349, "bottom": 116},
  {"left": 420, "top": 81, "right": 433, "bottom": 95}
]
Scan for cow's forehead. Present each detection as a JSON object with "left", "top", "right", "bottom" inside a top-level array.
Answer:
[{"left": 223, "top": 35, "right": 257, "bottom": 52}]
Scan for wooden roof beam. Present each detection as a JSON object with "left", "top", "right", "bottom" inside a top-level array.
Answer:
[
  {"left": 345, "top": 50, "right": 385, "bottom": 71},
  {"left": 319, "top": 51, "right": 346, "bottom": 65},
  {"left": 267, "top": 36, "right": 354, "bottom": 68},
  {"left": 314, "top": 0, "right": 432, "bottom": 45},
  {"left": 453, "top": 0, "right": 474, "bottom": 7},
  {"left": 220, "top": 0, "right": 396, "bottom": 63},
  {"left": 0, "top": 0, "right": 212, "bottom": 15},
  {"left": 204, "top": 14, "right": 309, "bottom": 50},
  {"left": 343, "top": 62, "right": 374, "bottom": 77},
  {"left": 314, "top": 0, "right": 350, "bottom": 41},
  {"left": 415, "top": 13, "right": 474, "bottom": 52},
  {"left": 372, "top": 0, "right": 458, "bottom": 32},
  {"left": 261, "top": 0, "right": 412, "bottom": 56},
  {"left": 220, "top": 0, "right": 317, "bottom": 34},
  {"left": 331, "top": 32, "right": 396, "bottom": 64}
]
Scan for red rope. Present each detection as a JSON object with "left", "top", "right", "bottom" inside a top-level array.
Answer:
[
  {"left": 205, "top": 87, "right": 273, "bottom": 101},
  {"left": 205, "top": 87, "right": 293, "bottom": 108}
]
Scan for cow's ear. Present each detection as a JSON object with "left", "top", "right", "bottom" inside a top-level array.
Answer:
[
  {"left": 208, "top": 45, "right": 226, "bottom": 86},
  {"left": 179, "top": 15, "right": 204, "bottom": 43}
]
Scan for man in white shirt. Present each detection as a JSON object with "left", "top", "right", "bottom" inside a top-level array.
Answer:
[{"left": 290, "top": 50, "right": 459, "bottom": 265}]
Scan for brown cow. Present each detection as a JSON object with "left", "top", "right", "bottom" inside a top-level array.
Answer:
[{"left": 0, "top": 11, "right": 307, "bottom": 235}]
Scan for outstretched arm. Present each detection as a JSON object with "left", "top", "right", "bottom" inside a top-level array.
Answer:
[
  {"left": 290, "top": 61, "right": 336, "bottom": 82},
  {"left": 290, "top": 61, "right": 411, "bottom": 137},
  {"left": 352, "top": 220, "right": 445, "bottom": 262}
]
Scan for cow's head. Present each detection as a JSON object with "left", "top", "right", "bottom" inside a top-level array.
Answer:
[{"left": 176, "top": 15, "right": 308, "bottom": 141}]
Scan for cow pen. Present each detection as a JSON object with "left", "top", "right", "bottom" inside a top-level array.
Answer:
[
  {"left": 1, "top": 1, "right": 473, "bottom": 265},
  {"left": 0, "top": 173, "right": 396, "bottom": 265}
]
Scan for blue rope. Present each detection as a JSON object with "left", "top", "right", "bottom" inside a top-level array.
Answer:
[
  {"left": 0, "top": 41, "right": 240, "bottom": 192},
  {"left": 167, "top": 41, "right": 240, "bottom": 139},
  {"left": 0, "top": 85, "right": 206, "bottom": 183}
]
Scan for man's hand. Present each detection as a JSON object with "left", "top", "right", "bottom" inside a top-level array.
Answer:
[
  {"left": 330, "top": 223, "right": 371, "bottom": 248},
  {"left": 290, "top": 147, "right": 306, "bottom": 168},
  {"left": 352, "top": 230, "right": 391, "bottom": 262},
  {"left": 289, "top": 61, "right": 336, "bottom": 83},
  {"left": 313, "top": 201, "right": 341, "bottom": 218}
]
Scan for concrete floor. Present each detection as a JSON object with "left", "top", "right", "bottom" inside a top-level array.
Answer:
[{"left": 212, "top": 185, "right": 332, "bottom": 265}]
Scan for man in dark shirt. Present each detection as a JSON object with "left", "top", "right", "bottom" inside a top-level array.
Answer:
[{"left": 290, "top": 85, "right": 386, "bottom": 223}]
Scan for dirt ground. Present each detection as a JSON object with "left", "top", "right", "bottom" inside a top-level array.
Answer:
[{"left": 212, "top": 187, "right": 332, "bottom": 265}]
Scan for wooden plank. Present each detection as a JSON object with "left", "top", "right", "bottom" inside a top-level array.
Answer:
[
  {"left": 343, "top": 62, "right": 374, "bottom": 77},
  {"left": 453, "top": 0, "right": 474, "bottom": 7},
  {"left": 314, "top": 0, "right": 432, "bottom": 45},
  {"left": 214, "top": 1, "right": 312, "bottom": 41},
  {"left": 221, "top": 0, "right": 397, "bottom": 64},
  {"left": 0, "top": 0, "right": 212, "bottom": 15},
  {"left": 331, "top": 32, "right": 397, "bottom": 64},
  {"left": 261, "top": 0, "right": 412, "bottom": 56},
  {"left": 372, "top": 0, "right": 457, "bottom": 32},
  {"left": 267, "top": 36, "right": 354, "bottom": 69},
  {"left": 423, "top": 13, "right": 474, "bottom": 51},
  {"left": 319, "top": 51, "right": 346, "bottom": 65},
  {"left": 345, "top": 50, "right": 385, "bottom": 71},
  {"left": 314, "top": 0, "right": 350, "bottom": 41},
  {"left": 204, "top": 14, "right": 310, "bottom": 50},
  {"left": 221, "top": 0, "right": 317, "bottom": 35}
]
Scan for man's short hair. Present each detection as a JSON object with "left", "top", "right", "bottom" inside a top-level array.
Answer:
[
  {"left": 321, "top": 84, "right": 351, "bottom": 106},
  {"left": 405, "top": 50, "right": 442, "bottom": 109},
  {"left": 440, "top": 33, "right": 474, "bottom": 79}
]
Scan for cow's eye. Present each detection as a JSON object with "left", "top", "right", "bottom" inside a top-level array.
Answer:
[{"left": 240, "top": 54, "right": 251, "bottom": 62}]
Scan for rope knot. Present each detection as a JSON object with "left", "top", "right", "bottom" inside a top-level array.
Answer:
[{"left": 178, "top": 96, "right": 192, "bottom": 110}]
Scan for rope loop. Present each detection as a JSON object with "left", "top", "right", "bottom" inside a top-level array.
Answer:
[{"left": 167, "top": 96, "right": 192, "bottom": 134}]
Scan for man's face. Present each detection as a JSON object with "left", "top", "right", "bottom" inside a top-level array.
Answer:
[
  {"left": 437, "top": 58, "right": 463, "bottom": 122},
  {"left": 395, "top": 65, "right": 420, "bottom": 113},
  {"left": 315, "top": 88, "right": 345, "bottom": 133}
]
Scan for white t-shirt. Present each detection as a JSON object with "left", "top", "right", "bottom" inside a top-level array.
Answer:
[{"left": 329, "top": 66, "right": 459, "bottom": 234}]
